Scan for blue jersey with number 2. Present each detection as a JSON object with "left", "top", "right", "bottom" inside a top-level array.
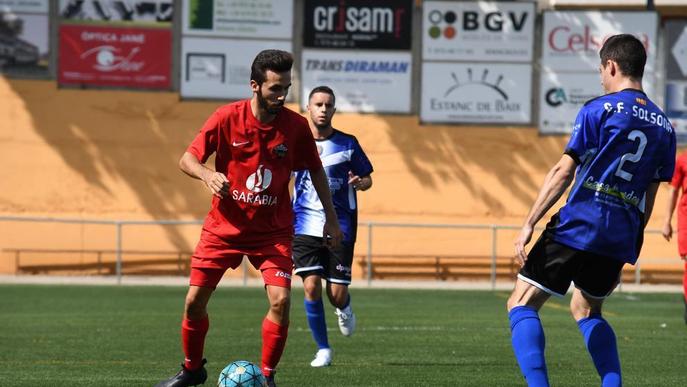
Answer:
[{"left": 550, "top": 89, "right": 676, "bottom": 264}]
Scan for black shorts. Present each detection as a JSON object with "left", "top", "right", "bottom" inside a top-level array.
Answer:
[
  {"left": 519, "top": 232, "right": 625, "bottom": 299},
  {"left": 292, "top": 234, "right": 354, "bottom": 284}
]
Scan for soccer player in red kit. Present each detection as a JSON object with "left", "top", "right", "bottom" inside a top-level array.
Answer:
[
  {"left": 155, "top": 50, "right": 343, "bottom": 387},
  {"left": 662, "top": 150, "right": 687, "bottom": 324}
]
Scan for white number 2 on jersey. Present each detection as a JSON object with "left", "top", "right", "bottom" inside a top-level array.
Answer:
[{"left": 615, "top": 130, "right": 647, "bottom": 181}]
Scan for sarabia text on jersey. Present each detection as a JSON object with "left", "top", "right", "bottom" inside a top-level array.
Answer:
[
  {"left": 550, "top": 89, "right": 676, "bottom": 264},
  {"left": 293, "top": 130, "right": 373, "bottom": 243},
  {"left": 187, "top": 100, "right": 322, "bottom": 246}
]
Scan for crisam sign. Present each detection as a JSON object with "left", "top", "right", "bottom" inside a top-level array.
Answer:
[{"left": 304, "top": 0, "right": 412, "bottom": 50}]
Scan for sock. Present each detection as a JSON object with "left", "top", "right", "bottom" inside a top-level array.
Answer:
[
  {"left": 304, "top": 299, "right": 329, "bottom": 349},
  {"left": 182, "top": 316, "right": 209, "bottom": 371},
  {"left": 509, "top": 306, "right": 549, "bottom": 387},
  {"left": 261, "top": 317, "right": 289, "bottom": 377},
  {"left": 577, "top": 315, "right": 622, "bottom": 387}
]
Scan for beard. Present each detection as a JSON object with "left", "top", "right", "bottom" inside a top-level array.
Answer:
[{"left": 257, "top": 89, "right": 284, "bottom": 115}]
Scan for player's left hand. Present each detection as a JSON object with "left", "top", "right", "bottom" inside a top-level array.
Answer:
[
  {"left": 348, "top": 172, "right": 366, "bottom": 191},
  {"left": 662, "top": 222, "right": 673, "bottom": 241},
  {"left": 514, "top": 225, "right": 534, "bottom": 267},
  {"left": 323, "top": 220, "right": 343, "bottom": 248}
]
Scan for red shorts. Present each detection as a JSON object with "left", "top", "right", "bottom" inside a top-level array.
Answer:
[{"left": 189, "top": 229, "right": 293, "bottom": 289}]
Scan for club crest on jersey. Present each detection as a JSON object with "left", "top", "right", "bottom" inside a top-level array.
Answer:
[{"left": 272, "top": 143, "right": 288, "bottom": 158}]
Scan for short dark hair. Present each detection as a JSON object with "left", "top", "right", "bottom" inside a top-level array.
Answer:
[
  {"left": 250, "top": 49, "right": 294, "bottom": 85},
  {"left": 308, "top": 85, "right": 336, "bottom": 105},
  {"left": 599, "top": 34, "right": 646, "bottom": 80}
]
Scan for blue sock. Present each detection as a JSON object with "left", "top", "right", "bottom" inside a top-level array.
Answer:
[
  {"left": 304, "top": 299, "right": 329, "bottom": 349},
  {"left": 509, "top": 306, "right": 550, "bottom": 387},
  {"left": 577, "top": 315, "right": 622, "bottom": 387}
]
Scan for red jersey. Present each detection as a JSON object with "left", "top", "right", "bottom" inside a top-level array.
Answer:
[
  {"left": 671, "top": 152, "right": 687, "bottom": 231},
  {"left": 187, "top": 100, "right": 321, "bottom": 246}
]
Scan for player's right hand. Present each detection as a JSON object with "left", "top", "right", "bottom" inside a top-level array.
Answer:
[
  {"left": 514, "top": 225, "right": 533, "bottom": 267},
  {"left": 204, "top": 172, "right": 229, "bottom": 198},
  {"left": 662, "top": 223, "right": 672, "bottom": 241}
]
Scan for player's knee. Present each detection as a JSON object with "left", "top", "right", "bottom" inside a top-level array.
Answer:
[
  {"left": 184, "top": 297, "right": 207, "bottom": 319},
  {"left": 269, "top": 293, "right": 291, "bottom": 314},
  {"left": 303, "top": 278, "right": 322, "bottom": 299},
  {"left": 569, "top": 301, "right": 591, "bottom": 320},
  {"left": 506, "top": 293, "right": 520, "bottom": 311}
]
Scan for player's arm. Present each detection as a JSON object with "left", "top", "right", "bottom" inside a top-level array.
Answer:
[
  {"left": 662, "top": 185, "right": 679, "bottom": 241},
  {"left": 309, "top": 166, "right": 343, "bottom": 247},
  {"left": 348, "top": 172, "right": 372, "bottom": 191},
  {"left": 514, "top": 154, "right": 577, "bottom": 266},
  {"left": 179, "top": 152, "right": 229, "bottom": 198}
]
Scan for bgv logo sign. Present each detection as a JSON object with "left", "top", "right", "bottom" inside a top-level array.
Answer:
[{"left": 427, "top": 8, "right": 529, "bottom": 39}]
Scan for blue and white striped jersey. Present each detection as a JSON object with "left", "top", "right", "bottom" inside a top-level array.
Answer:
[{"left": 293, "top": 130, "right": 373, "bottom": 243}]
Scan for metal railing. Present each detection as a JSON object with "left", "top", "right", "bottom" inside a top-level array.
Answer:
[{"left": 0, "top": 216, "right": 681, "bottom": 288}]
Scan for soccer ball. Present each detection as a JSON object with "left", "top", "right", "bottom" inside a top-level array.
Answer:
[{"left": 217, "top": 360, "right": 266, "bottom": 387}]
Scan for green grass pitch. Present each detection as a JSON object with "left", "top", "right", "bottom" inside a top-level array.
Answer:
[{"left": 1, "top": 284, "right": 686, "bottom": 386}]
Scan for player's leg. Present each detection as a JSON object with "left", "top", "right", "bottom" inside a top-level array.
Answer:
[
  {"left": 571, "top": 290, "right": 621, "bottom": 387},
  {"left": 326, "top": 241, "right": 355, "bottom": 337},
  {"left": 303, "top": 273, "right": 333, "bottom": 367},
  {"left": 678, "top": 230, "right": 687, "bottom": 323},
  {"left": 255, "top": 253, "right": 294, "bottom": 382},
  {"left": 506, "top": 279, "right": 551, "bottom": 387},
  {"left": 155, "top": 267, "right": 225, "bottom": 387},
  {"left": 682, "top": 259, "right": 687, "bottom": 323},
  {"left": 572, "top": 254, "right": 624, "bottom": 387},
  {"left": 293, "top": 235, "right": 332, "bottom": 366},
  {"left": 507, "top": 232, "right": 577, "bottom": 387},
  {"left": 182, "top": 285, "right": 214, "bottom": 370}
]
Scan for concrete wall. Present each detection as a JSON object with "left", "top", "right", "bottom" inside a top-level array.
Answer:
[{"left": 0, "top": 77, "right": 680, "bottom": 278}]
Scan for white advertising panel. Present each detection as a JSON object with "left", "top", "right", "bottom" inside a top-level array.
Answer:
[
  {"left": 421, "top": 62, "right": 531, "bottom": 124},
  {"left": 542, "top": 11, "right": 657, "bottom": 73},
  {"left": 181, "top": 37, "right": 292, "bottom": 99},
  {"left": 301, "top": 49, "right": 412, "bottom": 113},
  {"left": 422, "top": 1, "right": 535, "bottom": 62},
  {"left": 666, "top": 81, "right": 687, "bottom": 143},
  {"left": 0, "top": 0, "right": 48, "bottom": 13},
  {"left": 539, "top": 71, "right": 602, "bottom": 134},
  {"left": 182, "top": 0, "right": 293, "bottom": 39}
]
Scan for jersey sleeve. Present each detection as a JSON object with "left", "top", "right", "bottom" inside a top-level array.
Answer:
[
  {"left": 186, "top": 111, "right": 220, "bottom": 163},
  {"left": 670, "top": 156, "right": 684, "bottom": 188},
  {"left": 350, "top": 138, "right": 374, "bottom": 177},
  {"left": 564, "top": 106, "right": 599, "bottom": 165},
  {"left": 293, "top": 119, "right": 322, "bottom": 171}
]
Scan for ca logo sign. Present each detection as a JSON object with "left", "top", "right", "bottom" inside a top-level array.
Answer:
[{"left": 246, "top": 165, "right": 272, "bottom": 193}]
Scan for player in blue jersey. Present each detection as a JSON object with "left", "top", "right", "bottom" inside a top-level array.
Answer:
[
  {"left": 507, "top": 34, "right": 676, "bottom": 387},
  {"left": 292, "top": 86, "right": 373, "bottom": 367}
]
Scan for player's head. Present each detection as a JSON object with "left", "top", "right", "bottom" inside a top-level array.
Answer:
[
  {"left": 250, "top": 49, "right": 294, "bottom": 115},
  {"left": 598, "top": 34, "right": 646, "bottom": 93},
  {"left": 307, "top": 86, "right": 336, "bottom": 130}
]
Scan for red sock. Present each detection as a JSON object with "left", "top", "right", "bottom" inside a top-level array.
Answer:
[
  {"left": 182, "top": 316, "right": 209, "bottom": 371},
  {"left": 683, "top": 262, "right": 687, "bottom": 303},
  {"left": 261, "top": 317, "right": 289, "bottom": 377}
]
